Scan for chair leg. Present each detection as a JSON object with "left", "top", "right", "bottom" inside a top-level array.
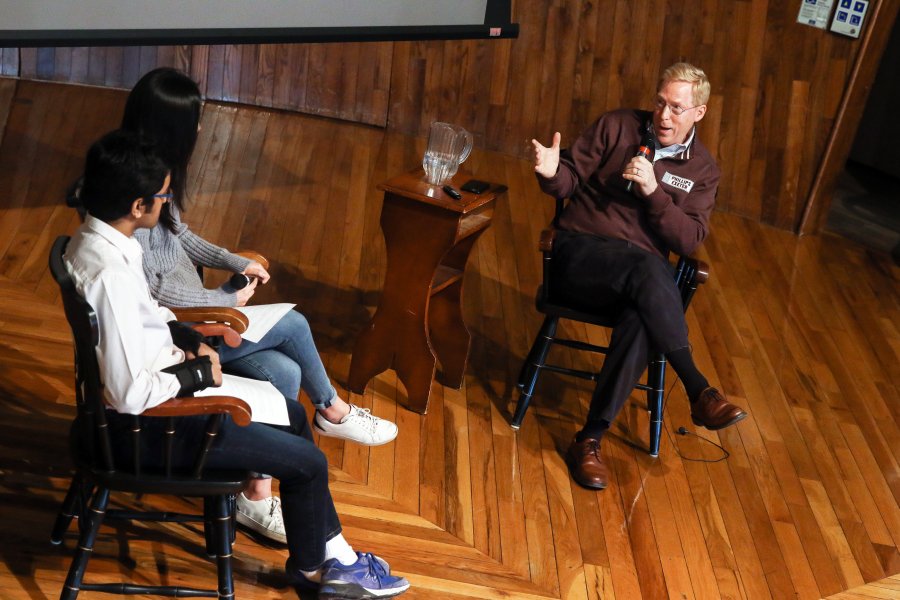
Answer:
[
  {"left": 512, "top": 316, "right": 558, "bottom": 430},
  {"left": 75, "top": 483, "right": 96, "bottom": 539},
  {"left": 211, "top": 494, "right": 236, "bottom": 600},
  {"left": 516, "top": 315, "right": 556, "bottom": 388},
  {"left": 205, "top": 494, "right": 238, "bottom": 557},
  {"left": 51, "top": 474, "right": 84, "bottom": 545},
  {"left": 228, "top": 494, "right": 237, "bottom": 546},
  {"left": 647, "top": 355, "right": 666, "bottom": 457},
  {"left": 204, "top": 496, "right": 216, "bottom": 558},
  {"left": 60, "top": 487, "right": 109, "bottom": 600}
]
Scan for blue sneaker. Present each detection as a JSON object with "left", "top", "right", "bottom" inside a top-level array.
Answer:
[{"left": 318, "top": 552, "right": 409, "bottom": 599}]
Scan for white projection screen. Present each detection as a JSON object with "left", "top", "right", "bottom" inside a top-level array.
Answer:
[{"left": 0, "top": 0, "right": 518, "bottom": 46}]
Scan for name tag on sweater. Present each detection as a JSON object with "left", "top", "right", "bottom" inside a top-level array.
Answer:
[{"left": 661, "top": 172, "right": 695, "bottom": 192}]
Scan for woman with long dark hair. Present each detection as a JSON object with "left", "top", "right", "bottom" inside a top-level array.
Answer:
[
  {"left": 122, "top": 68, "right": 398, "bottom": 543},
  {"left": 69, "top": 128, "right": 409, "bottom": 599}
]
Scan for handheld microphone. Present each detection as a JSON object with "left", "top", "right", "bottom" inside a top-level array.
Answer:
[
  {"left": 229, "top": 273, "right": 251, "bottom": 290},
  {"left": 626, "top": 126, "right": 656, "bottom": 192}
]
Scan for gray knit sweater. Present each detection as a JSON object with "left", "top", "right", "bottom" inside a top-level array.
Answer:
[{"left": 134, "top": 205, "right": 251, "bottom": 307}]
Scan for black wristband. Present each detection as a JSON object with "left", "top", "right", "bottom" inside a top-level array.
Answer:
[
  {"left": 167, "top": 320, "right": 205, "bottom": 355},
  {"left": 162, "top": 356, "right": 214, "bottom": 396}
]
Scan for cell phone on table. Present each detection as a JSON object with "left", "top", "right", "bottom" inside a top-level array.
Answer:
[{"left": 460, "top": 179, "right": 490, "bottom": 194}]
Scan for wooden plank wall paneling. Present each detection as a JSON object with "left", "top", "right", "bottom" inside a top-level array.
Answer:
[
  {"left": 4, "top": 0, "right": 897, "bottom": 232},
  {"left": 14, "top": 42, "right": 394, "bottom": 127},
  {"left": 0, "top": 48, "right": 19, "bottom": 76}
]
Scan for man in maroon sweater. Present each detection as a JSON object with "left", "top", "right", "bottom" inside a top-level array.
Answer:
[{"left": 532, "top": 63, "right": 746, "bottom": 490}]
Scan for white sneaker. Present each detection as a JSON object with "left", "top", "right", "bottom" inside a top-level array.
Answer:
[
  {"left": 313, "top": 404, "right": 398, "bottom": 446},
  {"left": 235, "top": 493, "right": 287, "bottom": 544}
]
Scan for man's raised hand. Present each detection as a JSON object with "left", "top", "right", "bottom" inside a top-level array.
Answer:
[{"left": 531, "top": 132, "right": 561, "bottom": 179}]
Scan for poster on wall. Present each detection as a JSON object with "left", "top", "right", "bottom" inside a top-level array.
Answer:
[
  {"left": 830, "top": 0, "right": 869, "bottom": 38},
  {"left": 797, "top": 0, "right": 835, "bottom": 29}
]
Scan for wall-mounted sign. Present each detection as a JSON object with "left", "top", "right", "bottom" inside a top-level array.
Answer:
[
  {"left": 797, "top": 0, "right": 836, "bottom": 29},
  {"left": 830, "top": 0, "right": 869, "bottom": 38}
]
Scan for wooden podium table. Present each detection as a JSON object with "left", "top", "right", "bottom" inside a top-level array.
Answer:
[{"left": 348, "top": 169, "right": 506, "bottom": 414}]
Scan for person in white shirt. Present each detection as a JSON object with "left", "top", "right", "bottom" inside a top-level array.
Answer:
[
  {"left": 64, "top": 130, "right": 409, "bottom": 599},
  {"left": 118, "top": 68, "right": 401, "bottom": 541}
]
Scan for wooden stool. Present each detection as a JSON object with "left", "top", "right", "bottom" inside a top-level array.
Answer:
[{"left": 349, "top": 169, "right": 506, "bottom": 413}]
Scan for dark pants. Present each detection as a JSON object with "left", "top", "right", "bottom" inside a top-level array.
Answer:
[
  {"left": 551, "top": 230, "right": 689, "bottom": 426},
  {"left": 108, "top": 400, "right": 341, "bottom": 571}
]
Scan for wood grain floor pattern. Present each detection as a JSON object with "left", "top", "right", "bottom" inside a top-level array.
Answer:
[{"left": 0, "top": 78, "right": 898, "bottom": 599}]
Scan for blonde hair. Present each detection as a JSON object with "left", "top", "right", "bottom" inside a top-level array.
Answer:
[{"left": 658, "top": 62, "right": 710, "bottom": 106}]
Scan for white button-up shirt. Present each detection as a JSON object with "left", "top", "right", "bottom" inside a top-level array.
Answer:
[
  {"left": 653, "top": 126, "right": 696, "bottom": 162},
  {"left": 65, "top": 215, "right": 184, "bottom": 414}
]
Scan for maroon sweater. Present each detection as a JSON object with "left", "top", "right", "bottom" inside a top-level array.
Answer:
[{"left": 537, "top": 109, "right": 719, "bottom": 258}]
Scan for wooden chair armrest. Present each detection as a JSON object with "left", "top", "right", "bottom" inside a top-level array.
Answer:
[
  {"left": 539, "top": 229, "right": 557, "bottom": 253},
  {"left": 673, "top": 255, "right": 710, "bottom": 311},
  {"left": 143, "top": 396, "right": 252, "bottom": 427},
  {"left": 694, "top": 259, "right": 709, "bottom": 285},
  {"left": 190, "top": 323, "right": 242, "bottom": 348},
  {"left": 235, "top": 251, "right": 269, "bottom": 271},
  {"left": 679, "top": 256, "right": 710, "bottom": 285},
  {"left": 171, "top": 307, "right": 249, "bottom": 334}
]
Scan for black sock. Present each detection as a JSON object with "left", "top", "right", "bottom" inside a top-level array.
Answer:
[
  {"left": 665, "top": 346, "right": 708, "bottom": 402},
  {"left": 576, "top": 419, "right": 610, "bottom": 442}
]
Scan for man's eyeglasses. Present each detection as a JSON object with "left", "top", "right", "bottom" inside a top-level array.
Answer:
[{"left": 653, "top": 97, "right": 701, "bottom": 116}]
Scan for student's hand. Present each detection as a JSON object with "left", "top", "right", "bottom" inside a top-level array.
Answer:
[
  {"left": 243, "top": 261, "right": 270, "bottom": 284},
  {"left": 196, "top": 343, "right": 223, "bottom": 387},
  {"left": 235, "top": 277, "right": 258, "bottom": 307},
  {"left": 623, "top": 155, "right": 658, "bottom": 197},
  {"left": 532, "top": 132, "right": 561, "bottom": 179}
]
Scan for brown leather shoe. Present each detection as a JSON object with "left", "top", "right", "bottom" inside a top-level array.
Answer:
[
  {"left": 565, "top": 438, "right": 609, "bottom": 490},
  {"left": 691, "top": 387, "right": 747, "bottom": 430}
]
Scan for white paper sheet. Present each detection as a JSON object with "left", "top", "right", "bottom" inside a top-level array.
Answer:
[
  {"left": 195, "top": 373, "right": 290, "bottom": 426},
  {"left": 236, "top": 303, "right": 296, "bottom": 344},
  {"left": 796, "top": 0, "right": 835, "bottom": 29}
]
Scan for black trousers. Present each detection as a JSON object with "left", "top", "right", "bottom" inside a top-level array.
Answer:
[
  {"left": 108, "top": 400, "right": 341, "bottom": 571},
  {"left": 551, "top": 230, "right": 690, "bottom": 426}
]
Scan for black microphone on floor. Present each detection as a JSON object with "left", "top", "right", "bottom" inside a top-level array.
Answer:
[{"left": 625, "top": 125, "right": 656, "bottom": 193}]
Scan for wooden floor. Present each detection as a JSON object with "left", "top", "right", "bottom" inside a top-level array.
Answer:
[{"left": 0, "top": 78, "right": 898, "bottom": 600}]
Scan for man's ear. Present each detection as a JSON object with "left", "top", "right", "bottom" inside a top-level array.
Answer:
[
  {"left": 693, "top": 104, "right": 707, "bottom": 123},
  {"left": 130, "top": 197, "right": 145, "bottom": 218}
]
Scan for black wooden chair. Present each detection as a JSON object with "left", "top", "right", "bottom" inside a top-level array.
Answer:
[
  {"left": 511, "top": 199, "right": 709, "bottom": 457},
  {"left": 48, "top": 235, "right": 256, "bottom": 599}
]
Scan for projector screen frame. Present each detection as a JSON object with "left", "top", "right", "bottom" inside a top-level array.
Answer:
[
  {"left": 0, "top": 0, "right": 518, "bottom": 47},
  {"left": 0, "top": 24, "right": 518, "bottom": 47}
]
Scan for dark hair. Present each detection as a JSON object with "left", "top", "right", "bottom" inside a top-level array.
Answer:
[
  {"left": 121, "top": 67, "right": 201, "bottom": 230},
  {"left": 80, "top": 130, "right": 169, "bottom": 223}
]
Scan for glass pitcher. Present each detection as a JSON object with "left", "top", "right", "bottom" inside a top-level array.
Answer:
[{"left": 422, "top": 122, "right": 473, "bottom": 185}]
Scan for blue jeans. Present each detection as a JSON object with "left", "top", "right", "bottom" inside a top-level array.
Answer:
[
  {"left": 107, "top": 401, "right": 341, "bottom": 571},
  {"left": 219, "top": 310, "right": 337, "bottom": 409}
]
